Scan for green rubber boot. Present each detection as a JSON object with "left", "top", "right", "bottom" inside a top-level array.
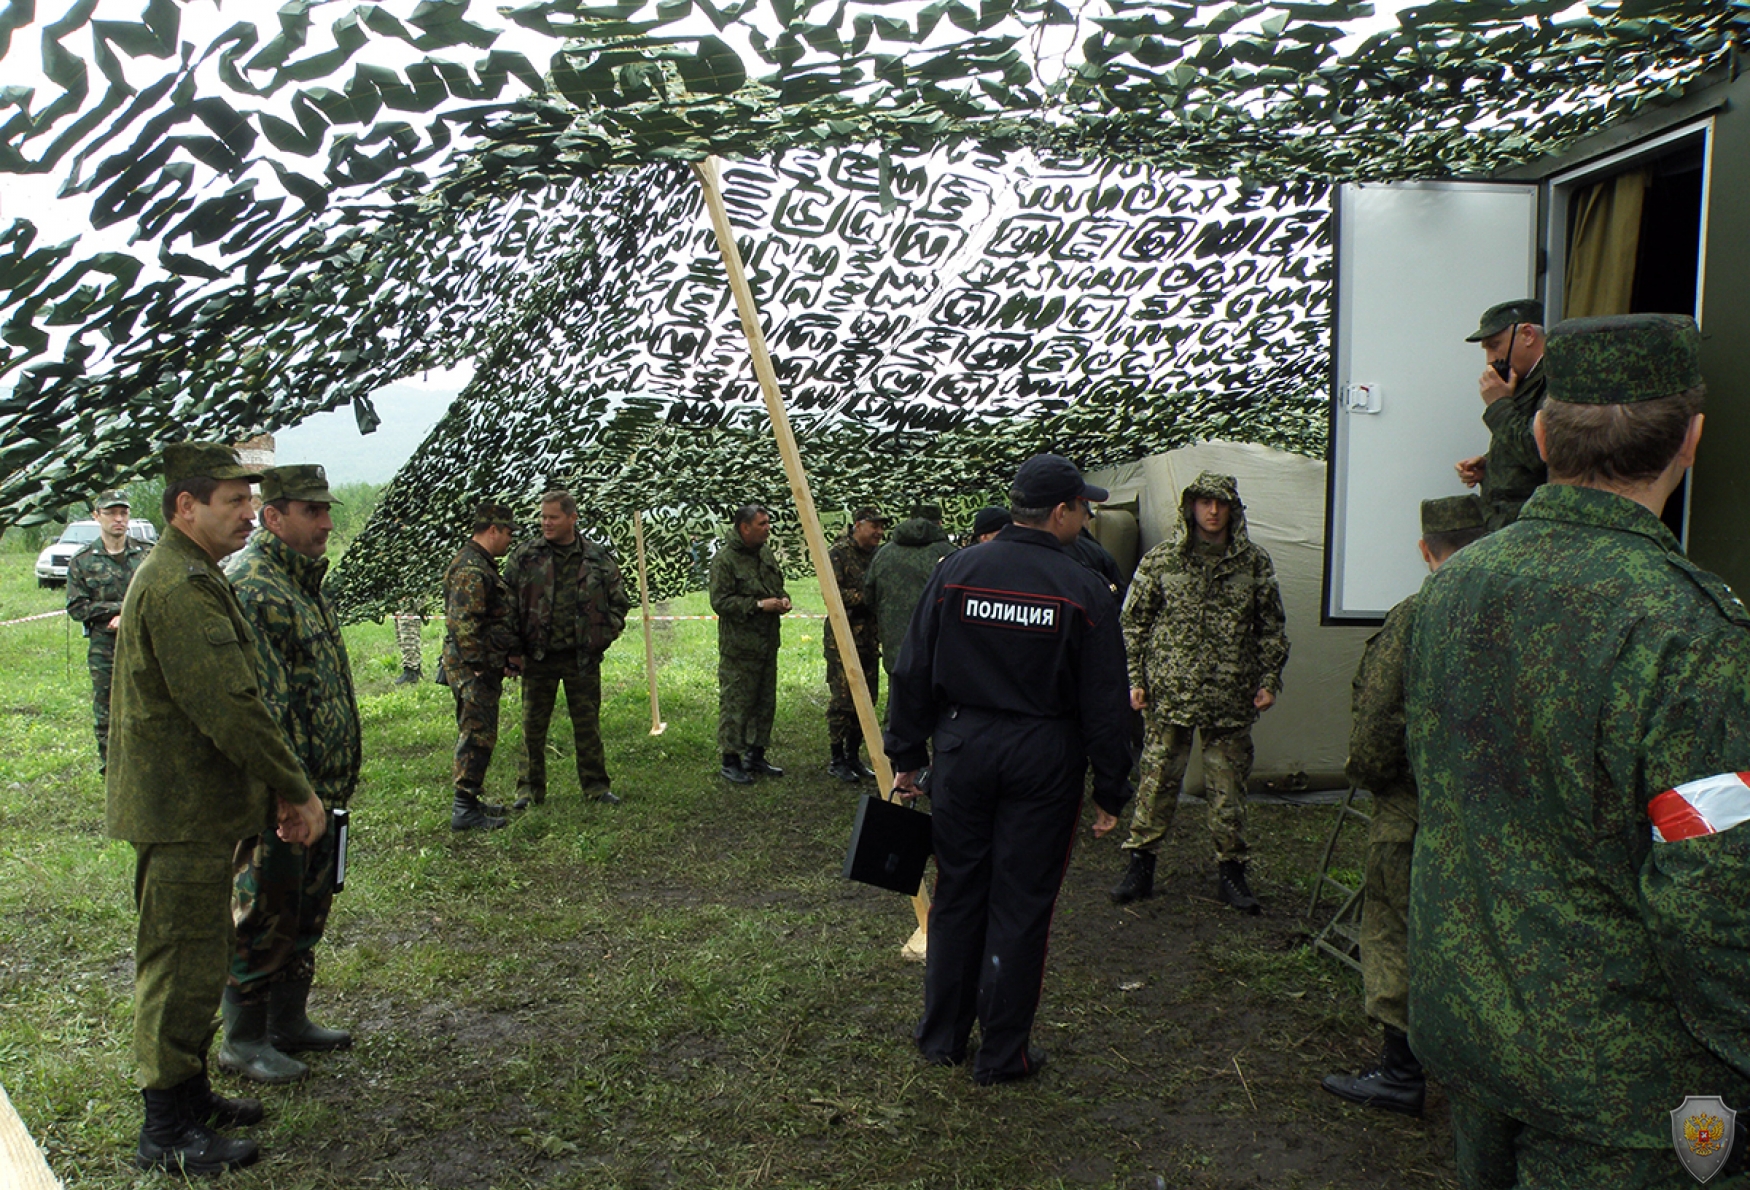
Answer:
[
  {"left": 269, "top": 978, "right": 353, "bottom": 1053},
  {"left": 219, "top": 991, "right": 309, "bottom": 1084}
]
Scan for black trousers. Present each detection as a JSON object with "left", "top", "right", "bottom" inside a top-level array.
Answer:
[{"left": 915, "top": 709, "right": 1084, "bottom": 1081}]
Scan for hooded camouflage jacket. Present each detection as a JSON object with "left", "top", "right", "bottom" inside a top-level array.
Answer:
[
  {"left": 864, "top": 518, "right": 956, "bottom": 668},
  {"left": 709, "top": 532, "right": 787, "bottom": 661},
  {"left": 442, "top": 538, "right": 519, "bottom": 682},
  {"left": 1122, "top": 472, "right": 1289, "bottom": 728},
  {"left": 66, "top": 535, "right": 151, "bottom": 642},
  {"left": 503, "top": 532, "right": 629, "bottom": 660},
  {"left": 227, "top": 529, "right": 363, "bottom": 805}
]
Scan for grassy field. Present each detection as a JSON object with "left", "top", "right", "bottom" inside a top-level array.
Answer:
[{"left": 0, "top": 536, "right": 1456, "bottom": 1188}]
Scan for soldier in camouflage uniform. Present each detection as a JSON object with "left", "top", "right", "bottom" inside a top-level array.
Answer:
[
  {"left": 65, "top": 488, "right": 151, "bottom": 770},
  {"left": 825, "top": 506, "right": 886, "bottom": 782},
  {"left": 864, "top": 504, "right": 956, "bottom": 678},
  {"left": 1408, "top": 314, "right": 1750, "bottom": 1187},
  {"left": 503, "top": 490, "right": 630, "bottom": 808},
  {"left": 710, "top": 504, "right": 790, "bottom": 784},
  {"left": 1111, "top": 472, "right": 1289, "bottom": 914},
  {"left": 220, "top": 465, "right": 362, "bottom": 1087},
  {"left": 1454, "top": 299, "right": 1549, "bottom": 531},
  {"left": 441, "top": 501, "right": 520, "bottom": 831},
  {"left": 1320, "top": 494, "right": 1485, "bottom": 1118},
  {"left": 108, "top": 443, "right": 326, "bottom": 1174}
]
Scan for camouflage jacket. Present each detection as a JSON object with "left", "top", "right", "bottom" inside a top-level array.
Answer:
[
  {"left": 441, "top": 539, "right": 519, "bottom": 682},
  {"left": 66, "top": 535, "right": 151, "bottom": 645},
  {"left": 826, "top": 529, "right": 879, "bottom": 658},
  {"left": 1478, "top": 356, "right": 1547, "bottom": 531},
  {"left": 106, "top": 525, "right": 315, "bottom": 844},
  {"left": 227, "top": 530, "right": 363, "bottom": 805},
  {"left": 503, "top": 532, "right": 629, "bottom": 660},
  {"left": 709, "top": 533, "right": 787, "bottom": 661},
  {"left": 1122, "top": 474, "right": 1289, "bottom": 728},
  {"left": 1405, "top": 483, "right": 1750, "bottom": 1146},
  {"left": 864, "top": 519, "right": 956, "bottom": 668},
  {"left": 1346, "top": 589, "right": 1417, "bottom": 818}
]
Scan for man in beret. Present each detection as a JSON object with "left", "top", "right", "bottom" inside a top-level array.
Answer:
[
  {"left": 864, "top": 502, "right": 957, "bottom": 684},
  {"left": 219, "top": 464, "right": 361, "bottom": 1086},
  {"left": 1454, "top": 298, "right": 1549, "bottom": 530},
  {"left": 824, "top": 506, "right": 887, "bottom": 783},
  {"left": 108, "top": 443, "right": 326, "bottom": 1173},
  {"left": 442, "top": 501, "right": 522, "bottom": 830},
  {"left": 1407, "top": 314, "right": 1750, "bottom": 1185},
  {"left": 1321, "top": 494, "right": 1485, "bottom": 1118},
  {"left": 886, "top": 454, "right": 1131, "bottom": 1085},
  {"left": 65, "top": 488, "right": 151, "bottom": 770}
]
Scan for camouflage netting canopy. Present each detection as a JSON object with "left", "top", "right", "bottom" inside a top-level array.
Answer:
[{"left": 0, "top": 0, "right": 1741, "bottom": 611}]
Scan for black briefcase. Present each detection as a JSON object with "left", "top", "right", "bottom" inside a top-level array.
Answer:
[{"left": 842, "top": 793, "right": 933, "bottom": 895}]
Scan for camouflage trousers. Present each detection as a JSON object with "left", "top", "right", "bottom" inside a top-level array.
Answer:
[
  {"left": 520, "top": 650, "right": 609, "bottom": 798},
  {"left": 824, "top": 641, "right": 879, "bottom": 741},
  {"left": 452, "top": 671, "right": 503, "bottom": 796},
  {"left": 394, "top": 614, "right": 423, "bottom": 671},
  {"left": 1448, "top": 1091, "right": 1749, "bottom": 1189},
  {"left": 1121, "top": 719, "right": 1254, "bottom": 862},
  {"left": 87, "top": 632, "right": 116, "bottom": 768},
  {"left": 132, "top": 840, "right": 235, "bottom": 1089},
  {"left": 230, "top": 812, "right": 340, "bottom": 1003},
  {"left": 719, "top": 645, "right": 778, "bottom": 753},
  {"left": 1361, "top": 789, "right": 1418, "bottom": 1034}
]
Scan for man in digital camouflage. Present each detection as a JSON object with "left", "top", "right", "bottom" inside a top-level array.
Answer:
[
  {"left": 442, "top": 501, "right": 521, "bottom": 831},
  {"left": 1407, "top": 313, "right": 1750, "bottom": 1188},
  {"left": 710, "top": 503, "right": 790, "bottom": 784},
  {"left": 1454, "top": 298, "right": 1548, "bottom": 531},
  {"left": 220, "top": 464, "right": 362, "bottom": 1088},
  {"left": 65, "top": 487, "right": 150, "bottom": 770},
  {"left": 824, "top": 506, "right": 886, "bottom": 783},
  {"left": 864, "top": 503, "right": 957, "bottom": 680},
  {"left": 1320, "top": 494, "right": 1485, "bottom": 1118},
  {"left": 107, "top": 442, "right": 326, "bottom": 1175},
  {"left": 1111, "top": 472, "right": 1289, "bottom": 914},
  {"left": 503, "top": 489, "right": 630, "bottom": 809}
]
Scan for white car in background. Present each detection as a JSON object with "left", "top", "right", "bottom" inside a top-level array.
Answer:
[{"left": 34, "top": 519, "right": 159, "bottom": 587}]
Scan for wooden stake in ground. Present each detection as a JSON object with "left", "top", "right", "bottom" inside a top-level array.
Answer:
[
  {"left": 692, "top": 158, "right": 929, "bottom": 960},
  {"left": 631, "top": 509, "right": 666, "bottom": 736}
]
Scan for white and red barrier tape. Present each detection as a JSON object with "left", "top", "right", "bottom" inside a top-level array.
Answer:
[
  {"left": 639, "top": 613, "right": 828, "bottom": 621},
  {"left": 0, "top": 610, "right": 63, "bottom": 628}
]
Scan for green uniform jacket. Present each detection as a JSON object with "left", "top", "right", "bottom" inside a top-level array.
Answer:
[
  {"left": 441, "top": 539, "right": 519, "bottom": 683},
  {"left": 1405, "top": 483, "right": 1750, "bottom": 1147},
  {"left": 226, "top": 530, "right": 363, "bottom": 805},
  {"left": 106, "top": 525, "right": 315, "bottom": 843},
  {"left": 1122, "top": 475, "right": 1289, "bottom": 729},
  {"left": 709, "top": 534, "right": 787, "bottom": 661},
  {"left": 1346, "top": 590, "right": 1417, "bottom": 809},
  {"left": 863, "top": 519, "right": 956, "bottom": 668},
  {"left": 1478, "top": 358, "right": 1547, "bottom": 531},
  {"left": 826, "top": 530, "right": 879, "bottom": 658},
  {"left": 503, "top": 533, "right": 629, "bottom": 660},
  {"left": 66, "top": 535, "right": 151, "bottom": 645}
]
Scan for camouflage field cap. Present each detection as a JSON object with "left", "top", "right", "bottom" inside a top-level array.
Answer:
[
  {"left": 852, "top": 505, "right": 890, "bottom": 525},
  {"left": 92, "top": 489, "right": 130, "bottom": 510},
  {"left": 1545, "top": 314, "right": 1702, "bottom": 406},
  {"left": 1421, "top": 495, "right": 1486, "bottom": 536},
  {"left": 162, "top": 442, "right": 264, "bottom": 485},
  {"left": 473, "top": 500, "right": 517, "bottom": 530},
  {"left": 1466, "top": 299, "right": 1544, "bottom": 342},
  {"left": 260, "top": 464, "right": 341, "bottom": 504}
]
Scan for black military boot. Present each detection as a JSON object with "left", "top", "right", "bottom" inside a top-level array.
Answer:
[
  {"left": 1110, "top": 850, "right": 1155, "bottom": 904},
  {"left": 1321, "top": 1027, "right": 1426, "bottom": 1116},
  {"left": 846, "top": 738, "right": 877, "bottom": 781},
  {"left": 187, "top": 1061, "right": 263, "bottom": 1129},
  {"left": 137, "top": 1083, "right": 261, "bottom": 1174},
  {"left": 269, "top": 977, "right": 353, "bottom": 1053},
  {"left": 745, "top": 747, "right": 784, "bottom": 778},
  {"left": 826, "top": 740, "right": 861, "bottom": 783},
  {"left": 720, "top": 753, "right": 754, "bottom": 785},
  {"left": 451, "top": 791, "right": 507, "bottom": 831},
  {"left": 394, "top": 666, "right": 421, "bottom": 686},
  {"left": 1217, "top": 859, "right": 1262, "bottom": 915}
]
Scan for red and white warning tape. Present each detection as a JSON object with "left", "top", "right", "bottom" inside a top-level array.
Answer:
[
  {"left": 0, "top": 610, "right": 63, "bottom": 628},
  {"left": 639, "top": 613, "right": 828, "bottom": 621}
]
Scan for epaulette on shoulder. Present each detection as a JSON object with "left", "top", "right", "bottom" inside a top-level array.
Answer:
[{"left": 1668, "top": 553, "right": 1750, "bottom": 627}]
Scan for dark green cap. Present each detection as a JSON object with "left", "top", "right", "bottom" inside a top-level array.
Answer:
[
  {"left": 162, "top": 442, "right": 264, "bottom": 485},
  {"left": 910, "top": 503, "right": 943, "bottom": 521},
  {"left": 92, "top": 489, "right": 130, "bottom": 510},
  {"left": 1465, "top": 299, "right": 1544, "bottom": 342},
  {"left": 852, "top": 505, "right": 889, "bottom": 525},
  {"left": 260, "top": 464, "right": 340, "bottom": 504},
  {"left": 1545, "top": 314, "right": 1702, "bottom": 406},
  {"left": 472, "top": 500, "right": 517, "bottom": 531},
  {"left": 1421, "top": 495, "right": 1486, "bottom": 536}
]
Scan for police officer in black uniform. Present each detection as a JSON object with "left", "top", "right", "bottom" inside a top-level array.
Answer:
[{"left": 887, "top": 453, "right": 1132, "bottom": 1086}]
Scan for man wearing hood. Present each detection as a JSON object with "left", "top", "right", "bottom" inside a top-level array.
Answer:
[
  {"left": 864, "top": 503, "right": 957, "bottom": 678},
  {"left": 1110, "top": 472, "right": 1289, "bottom": 914}
]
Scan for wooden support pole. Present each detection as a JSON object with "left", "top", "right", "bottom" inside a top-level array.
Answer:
[
  {"left": 1, "top": 1082, "right": 62, "bottom": 1190},
  {"left": 632, "top": 509, "right": 666, "bottom": 736},
  {"left": 692, "top": 158, "right": 929, "bottom": 958}
]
